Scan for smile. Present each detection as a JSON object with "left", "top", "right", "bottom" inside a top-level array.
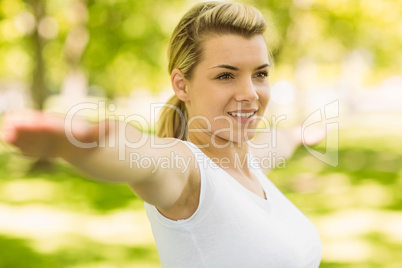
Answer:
[{"left": 227, "top": 111, "right": 256, "bottom": 119}]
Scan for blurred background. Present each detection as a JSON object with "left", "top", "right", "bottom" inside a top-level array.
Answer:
[{"left": 0, "top": 0, "right": 401, "bottom": 267}]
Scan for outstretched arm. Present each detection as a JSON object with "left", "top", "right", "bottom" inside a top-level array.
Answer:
[
  {"left": 0, "top": 111, "right": 199, "bottom": 210},
  {"left": 250, "top": 125, "right": 326, "bottom": 174}
]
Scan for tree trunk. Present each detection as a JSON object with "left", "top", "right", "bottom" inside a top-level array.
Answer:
[
  {"left": 27, "top": 0, "right": 52, "bottom": 171},
  {"left": 28, "top": 0, "right": 47, "bottom": 110}
]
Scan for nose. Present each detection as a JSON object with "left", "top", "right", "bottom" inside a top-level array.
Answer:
[{"left": 234, "top": 78, "right": 258, "bottom": 102}]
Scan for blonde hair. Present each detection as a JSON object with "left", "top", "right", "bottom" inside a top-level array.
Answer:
[{"left": 157, "top": 1, "right": 267, "bottom": 140}]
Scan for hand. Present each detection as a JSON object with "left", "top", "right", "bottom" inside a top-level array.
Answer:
[
  {"left": 0, "top": 110, "right": 96, "bottom": 158},
  {"left": 298, "top": 124, "right": 328, "bottom": 147}
]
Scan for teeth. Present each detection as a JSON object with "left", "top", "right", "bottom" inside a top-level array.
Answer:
[{"left": 229, "top": 112, "right": 255, "bottom": 118}]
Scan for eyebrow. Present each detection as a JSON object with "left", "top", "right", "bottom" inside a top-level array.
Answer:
[{"left": 210, "top": 63, "right": 270, "bottom": 71}]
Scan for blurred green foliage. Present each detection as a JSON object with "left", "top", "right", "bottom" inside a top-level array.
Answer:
[{"left": 0, "top": 0, "right": 401, "bottom": 103}]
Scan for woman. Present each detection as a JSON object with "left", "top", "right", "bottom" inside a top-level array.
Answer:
[{"left": 1, "top": 2, "right": 321, "bottom": 267}]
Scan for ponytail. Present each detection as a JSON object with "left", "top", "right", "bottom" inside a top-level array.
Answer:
[{"left": 156, "top": 95, "right": 188, "bottom": 140}]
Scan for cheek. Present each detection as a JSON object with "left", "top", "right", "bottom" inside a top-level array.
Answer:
[{"left": 258, "top": 87, "right": 270, "bottom": 108}]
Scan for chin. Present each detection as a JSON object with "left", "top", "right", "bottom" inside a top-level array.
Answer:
[{"left": 212, "top": 131, "right": 257, "bottom": 147}]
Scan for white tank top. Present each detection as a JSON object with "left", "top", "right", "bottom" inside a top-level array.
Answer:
[{"left": 145, "top": 140, "right": 322, "bottom": 267}]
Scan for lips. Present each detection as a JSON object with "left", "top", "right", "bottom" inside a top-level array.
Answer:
[
  {"left": 227, "top": 109, "right": 258, "bottom": 125},
  {"left": 227, "top": 111, "right": 256, "bottom": 118}
]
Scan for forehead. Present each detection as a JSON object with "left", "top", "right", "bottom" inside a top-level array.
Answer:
[{"left": 200, "top": 34, "right": 269, "bottom": 67}]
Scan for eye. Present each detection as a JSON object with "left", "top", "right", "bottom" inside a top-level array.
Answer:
[
  {"left": 254, "top": 71, "right": 269, "bottom": 79},
  {"left": 216, "top": 72, "right": 234, "bottom": 80}
]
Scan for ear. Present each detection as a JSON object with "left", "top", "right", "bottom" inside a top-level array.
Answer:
[{"left": 171, "top": 69, "right": 190, "bottom": 102}]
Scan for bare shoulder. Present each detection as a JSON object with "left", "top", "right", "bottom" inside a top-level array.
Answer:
[{"left": 249, "top": 128, "right": 295, "bottom": 174}]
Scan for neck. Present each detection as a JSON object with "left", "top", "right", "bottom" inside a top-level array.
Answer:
[{"left": 188, "top": 131, "right": 252, "bottom": 173}]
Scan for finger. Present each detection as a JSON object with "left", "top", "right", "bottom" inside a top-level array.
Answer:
[{"left": 0, "top": 114, "right": 17, "bottom": 144}]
